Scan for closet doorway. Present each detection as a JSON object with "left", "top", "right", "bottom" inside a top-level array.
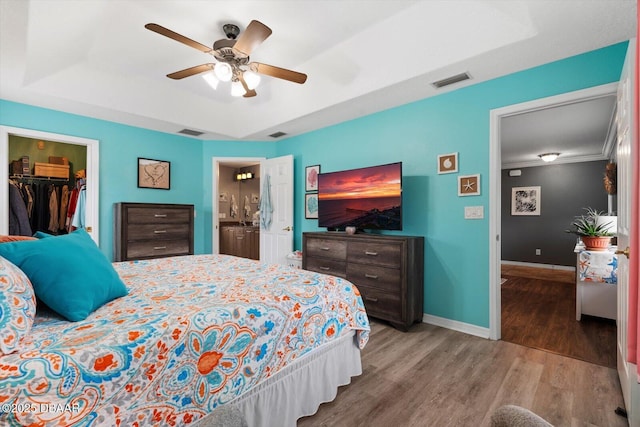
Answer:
[{"left": 0, "top": 126, "right": 99, "bottom": 243}]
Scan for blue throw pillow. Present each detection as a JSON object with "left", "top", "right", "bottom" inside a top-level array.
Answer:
[
  {"left": 0, "top": 229, "right": 128, "bottom": 321},
  {"left": 33, "top": 231, "right": 53, "bottom": 239}
]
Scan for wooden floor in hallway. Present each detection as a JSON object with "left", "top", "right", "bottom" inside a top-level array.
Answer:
[{"left": 501, "top": 264, "right": 617, "bottom": 369}]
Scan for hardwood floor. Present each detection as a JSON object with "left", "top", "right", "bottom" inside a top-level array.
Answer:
[
  {"left": 297, "top": 320, "right": 627, "bottom": 427},
  {"left": 501, "top": 265, "right": 617, "bottom": 369}
]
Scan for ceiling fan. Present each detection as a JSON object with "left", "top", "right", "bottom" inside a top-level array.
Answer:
[{"left": 145, "top": 20, "right": 307, "bottom": 98}]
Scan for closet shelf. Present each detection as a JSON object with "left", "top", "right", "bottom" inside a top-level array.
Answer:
[{"left": 10, "top": 174, "right": 71, "bottom": 182}]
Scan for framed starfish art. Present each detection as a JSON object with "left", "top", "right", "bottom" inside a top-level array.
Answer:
[{"left": 458, "top": 174, "right": 480, "bottom": 196}]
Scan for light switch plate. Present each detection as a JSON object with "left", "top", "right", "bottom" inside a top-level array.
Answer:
[{"left": 464, "top": 206, "right": 484, "bottom": 219}]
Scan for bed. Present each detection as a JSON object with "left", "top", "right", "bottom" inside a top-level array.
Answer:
[{"left": 0, "top": 231, "right": 370, "bottom": 427}]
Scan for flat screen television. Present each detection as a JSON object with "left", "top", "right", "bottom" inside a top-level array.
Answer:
[{"left": 317, "top": 162, "right": 402, "bottom": 231}]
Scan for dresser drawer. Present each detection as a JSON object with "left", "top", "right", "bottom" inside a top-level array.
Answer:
[
  {"left": 305, "top": 238, "right": 347, "bottom": 260},
  {"left": 126, "top": 239, "right": 191, "bottom": 259},
  {"left": 358, "top": 286, "right": 401, "bottom": 322},
  {"left": 347, "top": 263, "right": 401, "bottom": 292},
  {"left": 348, "top": 241, "right": 401, "bottom": 268},
  {"left": 127, "top": 207, "right": 191, "bottom": 224},
  {"left": 127, "top": 223, "right": 190, "bottom": 240},
  {"left": 304, "top": 257, "right": 347, "bottom": 278}
]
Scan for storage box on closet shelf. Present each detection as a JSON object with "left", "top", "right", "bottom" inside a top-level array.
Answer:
[
  {"left": 33, "top": 162, "right": 69, "bottom": 179},
  {"left": 286, "top": 250, "right": 303, "bottom": 269}
]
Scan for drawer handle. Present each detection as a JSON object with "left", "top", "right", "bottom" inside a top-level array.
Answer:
[
  {"left": 246, "top": 230, "right": 253, "bottom": 233},
  {"left": 365, "top": 274, "right": 379, "bottom": 279},
  {"left": 153, "top": 230, "right": 167, "bottom": 234},
  {"left": 154, "top": 214, "right": 167, "bottom": 218},
  {"left": 365, "top": 296, "right": 379, "bottom": 302},
  {"left": 237, "top": 236, "right": 244, "bottom": 240},
  {"left": 153, "top": 246, "right": 167, "bottom": 250},
  {"left": 319, "top": 266, "right": 331, "bottom": 271},
  {"left": 321, "top": 247, "right": 330, "bottom": 251},
  {"left": 364, "top": 251, "right": 378, "bottom": 256}
]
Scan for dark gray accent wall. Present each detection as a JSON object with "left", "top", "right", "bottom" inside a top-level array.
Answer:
[{"left": 501, "top": 160, "right": 609, "bottom": 267}]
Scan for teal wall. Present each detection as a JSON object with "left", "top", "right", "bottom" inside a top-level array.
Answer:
[
  {"left": 0, "top": 41, "right": 628, "bottom": 329},
  {"left": 0, "top": 100, "right": 206, "bottom": 258},
  {"left": 276, "top": 41, "right": 628, "bottom": 327}
]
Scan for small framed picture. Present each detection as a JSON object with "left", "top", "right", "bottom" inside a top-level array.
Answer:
[
  {"left": 305, "top": 165, "right": 320, "bottom": 192},
  {"left": 458, "top": 174, "right": 480, "bottom": 196},
  {"left": 138, "top": 158, "right": 170, "bottom": 190},
  {"left": 219, "top": 192, "right": 228, "bottom": 203},
  {"left": 251, "top": 193, "right": 259, "bottom": 204},
  {"left": 305, "top": 193, "right": 319, "bottom": 219},
  {"left": 438, "top": 152, "right": 458, "bottom": 174},
  {"left": 511, "top": 186, "right": 541, "bottom": 216}
]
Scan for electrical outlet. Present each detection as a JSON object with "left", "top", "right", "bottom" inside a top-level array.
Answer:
[{"left": 535, "top": 249, "right": 541, "bottom": 255}]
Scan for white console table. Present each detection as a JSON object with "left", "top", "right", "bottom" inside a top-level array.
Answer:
[{"left": 574, "top": 244, "right": 617, "bottom": 321}]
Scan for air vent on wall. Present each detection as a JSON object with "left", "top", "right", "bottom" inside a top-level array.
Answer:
[
  {"left": 269, "top": 131, "right": 287, "bottom": 138},
  {"left": 178, "top": 128, "right": 204, "bottom": 136},
  {"left": 431, "top": 72, "right": 471, "bottom": 89}
]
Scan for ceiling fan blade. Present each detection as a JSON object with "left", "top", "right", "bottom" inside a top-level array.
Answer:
[
  {"left": 233, "top": 20, "right": 272, "bottom": 56},
  {"left": 238, "top": 73, "right": 257, "bottom": 98},
  {"left": 167, "top": 63, "right": 214, "bottom": 80},
  {"left": 251, "top": 62, "right": 307, "bottom": 84},
  {"left": 145, "top": 23, "right": 212, "bottom": 53}
]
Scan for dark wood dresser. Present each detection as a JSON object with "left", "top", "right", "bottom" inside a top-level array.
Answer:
[
  {"left": 114, "top": 203, "right": 194, "bottom": 261},
  {"left": 302, "top": 232, "right": 424, "bottom": 331}
]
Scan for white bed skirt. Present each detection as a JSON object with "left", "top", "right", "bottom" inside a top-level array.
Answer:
[{"left": 195, "top": 330, "right": 362, "bottom": 427}]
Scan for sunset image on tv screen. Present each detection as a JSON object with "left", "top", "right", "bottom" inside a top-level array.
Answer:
[{"left": 318, "top": 162, "right": 402, "bottom": 230}]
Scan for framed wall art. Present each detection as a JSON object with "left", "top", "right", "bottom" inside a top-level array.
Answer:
[
  {"left": 305, "top": 165, "right": 320, "bottom": 192},
  {"left": 305, "top": 193, "right": 319, "bottom": 219},
  {"left": 438, "top": 152, "right": 458, "bottom": 174},
  {"left": 458, "top": 174, "right": 480, "bottom": 196},
  {"left": 511, "top": 186, "right": 541, "bottom": 215},
  {"left": 138, "top": 158, "right": 170, "bottom": 190}
]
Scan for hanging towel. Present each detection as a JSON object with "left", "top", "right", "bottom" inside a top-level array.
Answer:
[
  {"left": 243, "top": 195, "right": 251, "bottom": 219},
  {"left": 259, "top": 174, "right": 273, "bottom": 230},
  {"left": 230, "top": 194, "right": 238, "bottom": 218}
]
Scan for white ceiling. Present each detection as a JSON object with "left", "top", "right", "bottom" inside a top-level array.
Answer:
[
  {"left": 0, "top": 1, "right": 636, "bottom": 166},
  {"left": 501, "top": 94, "right": 618, "bottom": 168}
]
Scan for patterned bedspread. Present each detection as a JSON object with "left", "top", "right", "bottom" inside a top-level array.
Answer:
[{"left": 0, "top": 254, "right": 370, "bottom": 426}]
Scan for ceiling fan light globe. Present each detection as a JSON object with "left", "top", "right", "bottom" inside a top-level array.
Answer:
[
  {"left": 243, "top": 70, "right": 261, "bottom": 90},
  {"left": 202, "top": 72, "right": 219, "bottom": 89},
  {"left": 214, "top": 62, "right": 233, "bottom": 82},
  {"left": 231, "top": 80, "right": 246, "bottom": 97}
]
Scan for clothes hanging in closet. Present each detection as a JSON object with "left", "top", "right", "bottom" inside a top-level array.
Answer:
[
  {"left": 8, "top": 180, "right": 32, "bottom": 236},
  {"left": 67, "top": 178, "right": 86, "bottom": 231},
  {"left": 8, "top": 179, "right": 71, "bottom": 235}
]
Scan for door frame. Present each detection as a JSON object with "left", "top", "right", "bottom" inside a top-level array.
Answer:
[
  {"left": 0, "top": 126, "right": 100, "bottom": 244},
  {"left": 211, "top": 156, "right": 265, "bottom": 254},
  {"left": 488, "top": 82, "right": 618, "bottom": 340}
]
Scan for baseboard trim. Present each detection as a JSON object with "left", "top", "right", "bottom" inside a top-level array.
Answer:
[
  {"left": 422, "top": 314, "right": 491, "bottom": 339},
  {"left": 501, "top": 260, "right": 575, "bottom": 272}
]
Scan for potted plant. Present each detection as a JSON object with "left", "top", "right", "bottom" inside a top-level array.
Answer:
[{"left": 566, "top": 207, "right": 615, "bottom": 251}]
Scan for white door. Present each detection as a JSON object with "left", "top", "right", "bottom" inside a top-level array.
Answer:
[
  {"left": 616, "top": 38, "right": 637, "bottom": 425},
  {"left": 259, "top": 155, "right": 293, "bottom": 265}
]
